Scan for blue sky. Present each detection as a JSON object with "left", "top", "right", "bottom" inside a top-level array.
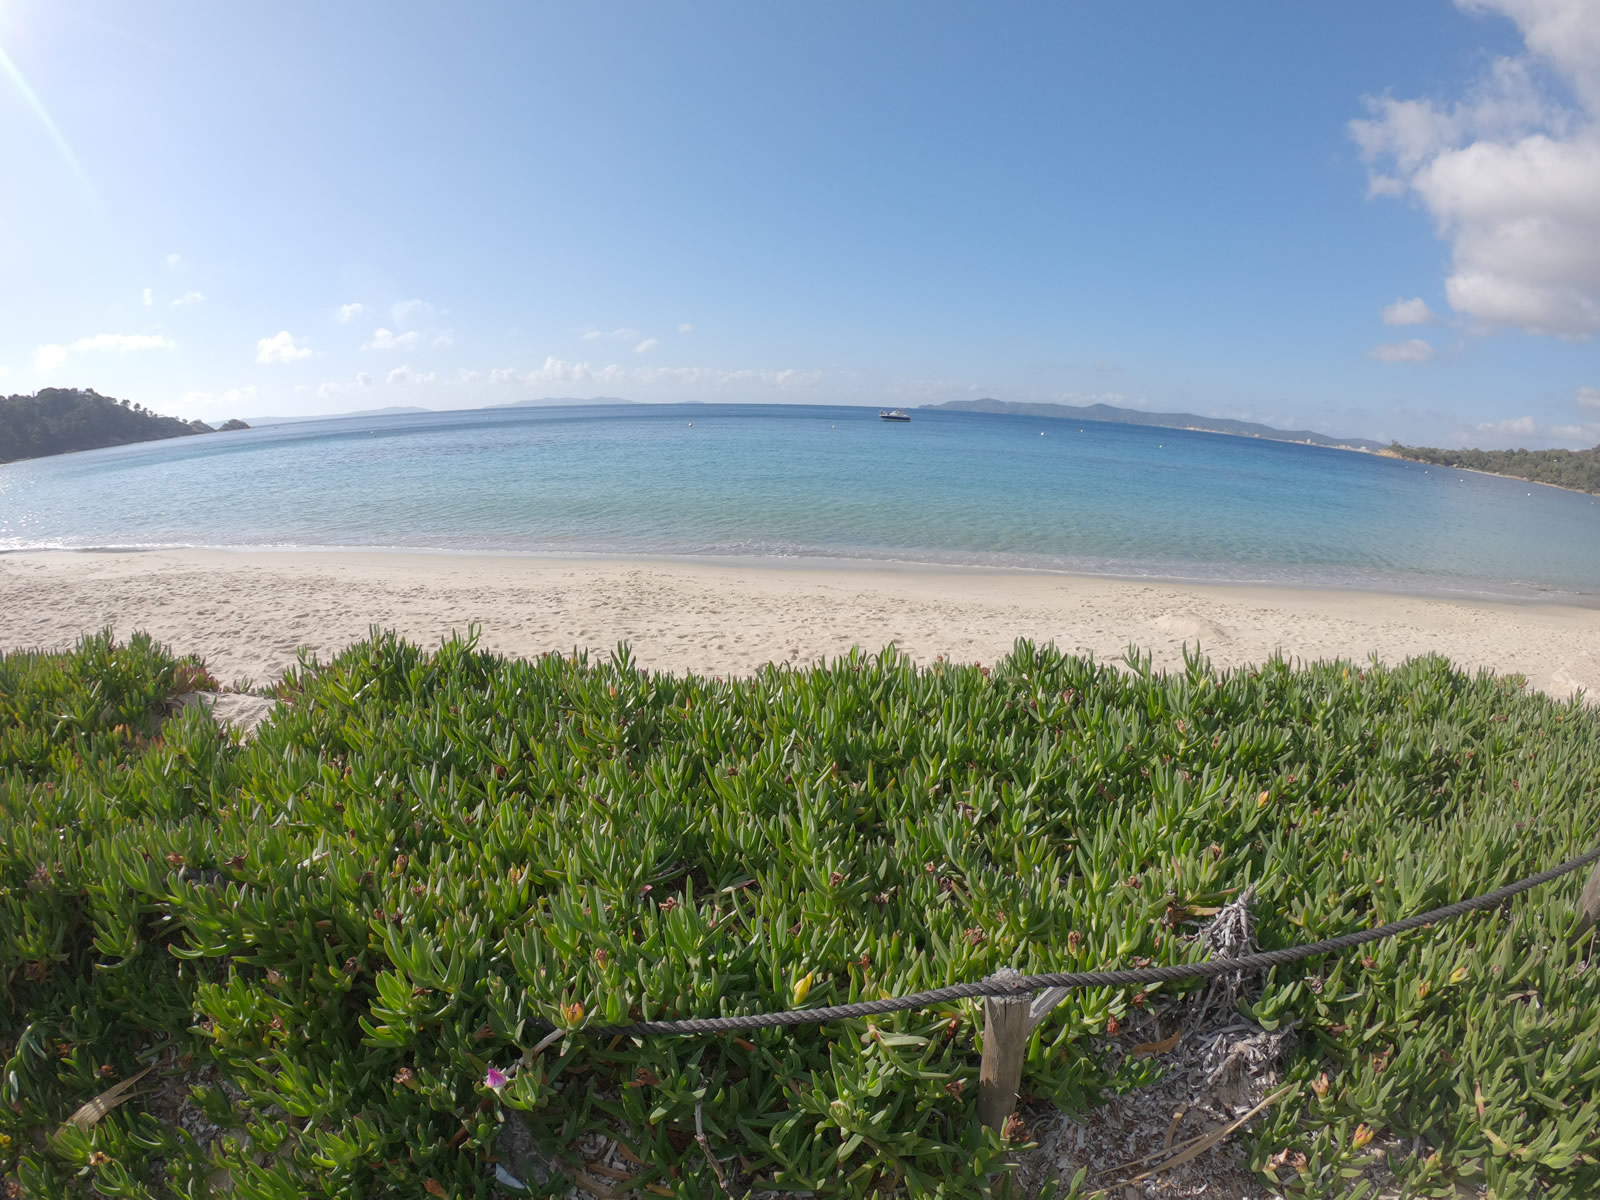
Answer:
[{"left": 2, "top": 2, "right": 1597, "bottom": 447}]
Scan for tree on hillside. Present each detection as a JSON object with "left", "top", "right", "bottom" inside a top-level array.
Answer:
[
  {"left": 1389, "top": 441, "right": 1600, "bottom": 494},
  {"left": 0, "top": 388, "right": 245, "bottom": 463}
]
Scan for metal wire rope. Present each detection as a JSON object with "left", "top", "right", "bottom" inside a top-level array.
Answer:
[{"left": 555, "top": 844, "right": 1600, "bottom": 1038}]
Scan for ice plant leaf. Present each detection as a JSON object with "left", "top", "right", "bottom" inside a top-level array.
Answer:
[{"left": 4, "top": 631, "right": 1599, "bottom": 1196}]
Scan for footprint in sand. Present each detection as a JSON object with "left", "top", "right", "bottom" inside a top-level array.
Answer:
[{"left": 1152, "top": 610, "right": 1232, "bottom": 644}]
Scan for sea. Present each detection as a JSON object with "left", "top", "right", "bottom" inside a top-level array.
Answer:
[{"left": 3, "top": 402, "right": 1598, "bottom": 601}]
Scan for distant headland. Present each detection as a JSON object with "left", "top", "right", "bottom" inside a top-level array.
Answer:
[
  {"left": 921, "top": 397, "right": 1386, "bottom": 452},
  {"left": 0, "top": 388, "right": 248, "bottom": 464},
  {"left": 1384, "top": 442, "right": 1600, "bottom": 495}
]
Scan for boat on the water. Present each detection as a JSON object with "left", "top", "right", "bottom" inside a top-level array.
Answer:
[{"left": 879, "top": 409, "right": 911, "bottom": 422}]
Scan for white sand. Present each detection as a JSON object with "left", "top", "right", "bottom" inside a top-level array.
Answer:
[{"left": 1, "top": 549, "right": 1596, "bottom": 699}]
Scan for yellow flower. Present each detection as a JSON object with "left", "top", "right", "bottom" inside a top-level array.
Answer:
[
  {"left": 1449, "top": 964, "right": 1469, "bottom": 984},
  {"left": 792, "top": 970, "right": 816, "bottom": 1005},
  {"left": 1351, "top": 1124, "right": 1376, "bottom": 1150},
  {"left": 561, "top": 1001, "right": 585, "bottom": 1026}
]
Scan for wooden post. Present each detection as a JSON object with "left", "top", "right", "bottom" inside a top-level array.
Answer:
[
  {"left": 978, "top": 968, "right": 1030, "bottom": 1137},
  {"left": 1577, "top": 861, "right": 1600, "bottom": 938}
]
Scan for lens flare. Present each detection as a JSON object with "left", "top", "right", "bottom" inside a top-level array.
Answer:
[{"left": 0, "top": 41, "right": 89, "bottom": 189}]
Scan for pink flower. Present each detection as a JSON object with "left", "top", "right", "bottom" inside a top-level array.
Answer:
[{"left": 484, "top": 1067, "right": 509, "bottom": 1091}]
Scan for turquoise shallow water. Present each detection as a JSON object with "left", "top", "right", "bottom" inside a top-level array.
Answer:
[{"left": 3, "top": 403, "right": 1599, "bottom": 599}]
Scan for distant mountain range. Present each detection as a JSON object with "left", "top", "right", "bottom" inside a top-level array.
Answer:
[{"left": 922, "top": 398, "right": 1386, "bottom": 452}]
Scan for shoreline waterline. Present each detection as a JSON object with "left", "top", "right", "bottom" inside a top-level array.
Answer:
[
  {"left": 2, "top": 548, "right": 1596, "bottom": 701},
  {"left": 2, "top": 540, "right": 1594, "bottom": 608},
  {"left": 5, "top": 404, "right": 1599, "bottom": 598}
]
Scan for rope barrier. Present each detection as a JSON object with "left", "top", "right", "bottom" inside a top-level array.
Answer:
[{"left": 562, "top": 843, "right": 1600, "bottom": 1038}]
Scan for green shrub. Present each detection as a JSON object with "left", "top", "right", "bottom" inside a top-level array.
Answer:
[{"left": 1, "top": 631, "right": 1597, "bottom": 1197}]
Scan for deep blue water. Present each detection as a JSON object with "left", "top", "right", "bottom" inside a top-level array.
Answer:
[{"left": 3, "top": 403, "right": 1598, "bottom": 599}]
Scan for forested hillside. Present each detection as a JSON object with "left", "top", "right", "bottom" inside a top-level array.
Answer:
[
  {"left": 1389, "top": 442, "right": 1600, "bottom": 494},
  {"left": 0, "top": 388, "right": 248, "bottom": 463}
]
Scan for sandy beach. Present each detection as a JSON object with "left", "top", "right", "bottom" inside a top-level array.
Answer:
[{"left": 1, "top": 548, "right": 1596, "bottom": 700}]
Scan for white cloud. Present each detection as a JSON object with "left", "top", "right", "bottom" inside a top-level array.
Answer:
[
  {"left": 433, "top": 331, "right": 454, "bottom": 348},
  {"left": 1381, "top": 297, "right": 1435, "bottom": 325},
  {"left": 312, "top": 374, "right": 377, "bottom": 401},
  {"left": 363, "top": 328, "right": 420, "bottom": 351},
  {"left": 1476, "top": 415, "right": 1539, "bottom": 435},
  {"left": 1458, "top": 412, "right": 1600, "bottom": 448},
  {"left": 1369, "top": 339, "right": 1436, "bottom": 362},
  {"left": 635, "top": 362, "right": 825, "bottom": 390},
  {"left": 633, "top": 337, "right": 659, "bottom": 354},
  {"left": 141, "top": 288, "right": 153, "bottom": 307},
  {"left": 1551, "top": 422, "right": 1600, "bottom": 441},
  {"left": 35, "top": 331, "right": 178, "bottom": 370},
  {"left": 386, "top": 365, "right": 437, "bottom": 386},
  {"left": 1460, "top": 0, "right": 1600, "bottom": 108},
  {"left": 335, "top": 303, "right": 365, "bottom": 323},
  {"left": 314, "top": 372, "right": 378, "bottom": 399},
  {"left": 170, "top": 291, "right": 205, "bottom": 308},
  {"left": 76, "top": 332, "right": 175, "bottom": 352},
  {"left": 580, "top": 327, "right": 641, "bottom": 342},
  {"left": 1578, "top": 385, "right": 1600, "bottom": 409},
  {"left": 256, "top": 331, "right": 311, "bottom": 364},
  {"left": 518, "top": 356, "right": 624, "bottom": 386},
  {"left": 1350, "top": 2, "right": 1600, "bottom": 338},
  {"left": 678, "top": 323, "right": 694, "bottom": 334},
  {"left": 165, "top": 253, "right": 181, "bottom": 270},
  {"left": 391, "top": 299, "right": 435, "bottom": 328},
  {"left": 485, "top": 356, "right": 824, "bottom": 394}
]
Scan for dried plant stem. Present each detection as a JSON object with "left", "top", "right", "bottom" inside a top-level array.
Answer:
[
  {"left": 1116, "top": 1083, "right": 1297, "bottom": 1190},
  {"left": 696, "top": 1095, "right": 736, "bottom": 1198},
  {"left": 62, "top": 1065, "right": 154, "bottom": 1132}
]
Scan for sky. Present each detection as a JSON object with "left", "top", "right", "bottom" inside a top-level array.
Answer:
[{"left": 1, "top": 1, "right": 1597, "bottom": 448}]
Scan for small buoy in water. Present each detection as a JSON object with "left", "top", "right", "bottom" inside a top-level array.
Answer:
[
  {"left": 688, "top": 422, "right": 693, "bottom": 426},
  {"left": 1040, "top": 431, "right": 1045, "bottom": 437}
]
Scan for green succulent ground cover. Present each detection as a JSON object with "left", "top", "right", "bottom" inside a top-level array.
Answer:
[{"left": 3, "top": 630, "right": 1599, "bottom": 1199}]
